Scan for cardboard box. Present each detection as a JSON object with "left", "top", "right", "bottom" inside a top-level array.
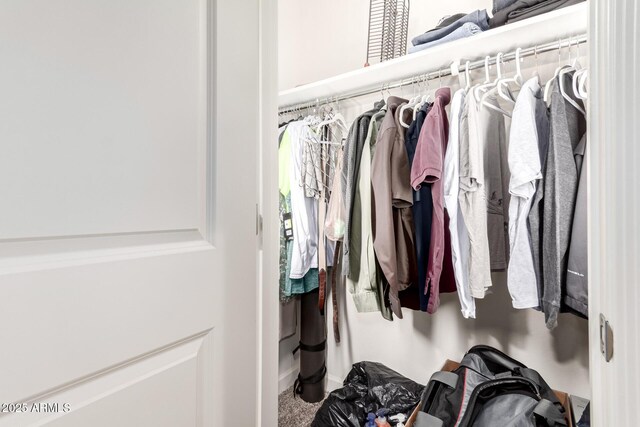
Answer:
[{"left": 406, "top": 360, "right": 573, "bottom": 427}]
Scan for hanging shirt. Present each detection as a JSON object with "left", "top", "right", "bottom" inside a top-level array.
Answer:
[
  {"left": 459, "top": 93, "right": 493, "bottom": 299},
  {"left": 507, "top": 77, "right": 549, "bottom": 309},
  {"left": 402, "top": 102, "right": 433, "bottom": 312},
  {"left": 279, "top": 125, "right": 319, "bottom": 296},
  {"left": 347, "top": 111, "right": 391, "bottom": 317},
  {"left": 564, "top": 134, "right": 588, "bottom": 317},
  {"left": 527, "top": 94, "right": 551, "bottom": 307},
  {"left": 444, "top": 89, "right": 476, "bottom": 318},
  {"left": 371, "top": 96, "right": 417, "bottom": 319},
  {"left": 342, "top": 101, "right": 385, "bottom": 278},
  {"left": 542, "top": 74, "right": 586, "bottom": 329},
  {"left": 410, "top": 87, "right": 452, "bottom": 314},
  {"left": 288, "top": 121, "right": 319, "bottom": 279},
  {"left": 481, "top": 90, "right": 511, "bottom": 271}
]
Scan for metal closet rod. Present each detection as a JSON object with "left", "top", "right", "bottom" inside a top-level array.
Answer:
[{"left": 279, "top": 34, "right": 587, "bottom": 114}]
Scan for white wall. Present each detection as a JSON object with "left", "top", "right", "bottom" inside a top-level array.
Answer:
[
  {"left": 278, "top": 0, "right": 492, "bottom": 90},
  {"left": 278, "top": 0, "right": 590, "bottom": 398}
]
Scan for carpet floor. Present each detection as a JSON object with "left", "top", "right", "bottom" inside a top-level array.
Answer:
[{"left": 278, "top": 386, "right": 325, "bottom": 426}]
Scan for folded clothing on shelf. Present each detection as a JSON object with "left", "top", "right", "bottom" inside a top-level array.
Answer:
[
  {"left": 490, "top": 0, "right": 586, "bottom": 28},
  {"left": 410, "top": 9, "right": 489, "bottom": 48},
  {"left": 409, "top": 22, "right": 483, "bottom": 53},
  {"left": 492, "top": 0, "right": 520, "bottom": 14}
]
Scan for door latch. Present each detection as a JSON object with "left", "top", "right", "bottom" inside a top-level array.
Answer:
[
  {"left": 600, "top": 313, "right": 614, "bottom": 362},
  {"left": 255, "top": 204, "right": 263, "bottom": 236}
]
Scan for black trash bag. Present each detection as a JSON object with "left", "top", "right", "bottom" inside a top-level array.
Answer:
[{"left": 311, "top": 361, "right": 424, "bottom": 427}]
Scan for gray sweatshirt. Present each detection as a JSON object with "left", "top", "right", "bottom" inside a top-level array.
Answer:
[{"left": 541, "top": 74, "right": 586, "bottom": 329}]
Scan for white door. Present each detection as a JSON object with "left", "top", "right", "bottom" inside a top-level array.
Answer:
[
  {"left": 589, "top": 0, "right": 640, "bottom": 425},
  {"left": 0, "top": 1, "right": 269, "bottom": 426}
]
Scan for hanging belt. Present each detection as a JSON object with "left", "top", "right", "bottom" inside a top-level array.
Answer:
[
  {"left": 331, "top": 241, "right": 341, "bottom": 342},
  {"left": 317, "top": 144, "right": 327, "bottom": 315}
]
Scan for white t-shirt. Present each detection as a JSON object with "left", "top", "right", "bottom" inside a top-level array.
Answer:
[
  {"left": 507, "top": 77, "right": 545, "bottom": 308},
  {"left": 288, "top": 121, "right": 319, "bottom": 279},
  {"left": 444, "top": 89, "right": 476, "bottom": 318},
  {"left": 459, "top": 91, "right": 493, "bottom": 299}
]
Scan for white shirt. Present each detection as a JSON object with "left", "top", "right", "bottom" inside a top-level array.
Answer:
[
  {"left": 288, "top": 121, "right": 318, "bottom": 279},
  {"left": 507, "top": 77, "right": 544, "bottom": 308},
  {"left": 459, "top": 91, "right": 493, "bottom": 299},
  {"left": 444, "top": 89, "right": 476, "bottom": 318}
]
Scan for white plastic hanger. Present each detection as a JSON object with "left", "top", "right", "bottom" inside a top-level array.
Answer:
[
  {"left": 413, "top": 74, "right": 432, "bottom": 120},
  {"left": 496, "top": 47, "right": 523, "bottom": 104},
  {"left": 572, "top": 69, "right": 583, "bottom": 99},
  {"left": 399, "top": 78, "right": 420, "bottom": 128},
  {"left": 464, "top": 61, "right": 472, "bottom": 92},
  {"left": 473, "top": 56, "right": 494, "bottom": 102},
  {"left": 544, "top": 40, "right": 571, "bottom": 104},
  {"left": 577, "top": 69, "right": 588, "bottom": 99},
  {"left": 480, "top": 53, "right": 513, "bottom": 117},
  {"left": 558, "top": 38, "right": 586, "bottom": 115}
]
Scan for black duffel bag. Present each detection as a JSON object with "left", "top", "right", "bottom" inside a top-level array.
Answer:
[{"left": 414, "top": 345, "right": 568, "bottom": 427}]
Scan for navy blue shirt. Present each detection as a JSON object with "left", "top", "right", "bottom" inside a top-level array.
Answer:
[{"left": 399, "top": 103, "right": 433, "bottom": 312}]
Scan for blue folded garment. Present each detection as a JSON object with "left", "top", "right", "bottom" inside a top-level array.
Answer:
[
  {"left": 411, "top": 9, "right": 489, "bottom": 46},
  {"left": 409, "top": 22, "right": 483, "bottom": 53}
]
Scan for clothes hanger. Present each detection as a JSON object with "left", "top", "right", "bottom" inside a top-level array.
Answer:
[
  {"left": 558, "top": 38, "right": 586, "bottom": 115},
  {"left": 572, "top": 69, "right": 583, "bottom": 99},
  {"left": 399, "top": 78, "right": 419, "bottom": 128},
  {"left": 532, "top": 45, "right": 541, "bottom": 81},
  {"left": 544, "top": 39, "right": 571, "bottom": 104},
  {"left": 410, "top": 76, "right": 423, "bottom": 120},
  {"left": 478, "top": 53, "right": 512, "bottom": 117},
  {"left": 473, "top": 56, "right": 493, "bottom": 102},
  {"left": 496, "top": 47, "right": 523, "bottom": 104},
  {"left": 315, "top": 110, "right": 348, "bottom": 134},
  {"left": 413, "top": 74, "right": 431, "bottom": 120},
  {"left": 578, "top": 69, "right": 588, "bottom": 99},
  {"left": 464, "top": 61, "right": 472, "bottom": 92},
  {"left": 569, "top": 40, "right": 587, "bottom": 99}
]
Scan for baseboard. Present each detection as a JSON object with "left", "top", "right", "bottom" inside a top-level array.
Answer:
[
  {"left": 280, "top": 365, "right": 344, "bottom": 396},
  {"left": 279, "top": 366, "right": 299, "bottom": 394}
]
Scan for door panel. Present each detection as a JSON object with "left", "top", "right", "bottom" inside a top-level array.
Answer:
[
  {"left": 0, "top": 0, "right": 203, "bottom": 239},
  {"left": 4, "top": 332, "right": 210, "bottom": 427},
  {"left": 589, "top": 0, "right": 640, "bottom": 424},
  {"left": 0, "top": 0, "right": 261, "bottom": 425},
  {"left": 0, "top": 248, "right": 218, "bottom": 404}
]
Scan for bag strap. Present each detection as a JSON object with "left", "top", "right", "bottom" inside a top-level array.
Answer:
[
  {"left": 420, "top": 371, "right": 460, "bottom": 413},
  {"left": 533, "top": 399, "right": 568, "bottom": 426},
  {"left": 292, "top": 339, "right": 326, "bottom": 355},
  {"left": 430, "top": 371, "right": 459, "bottom": 389},
  {"left": 293, "top": 364, "right": 327, "bottom": 397}
]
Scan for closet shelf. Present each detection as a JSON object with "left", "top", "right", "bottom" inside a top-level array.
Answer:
[{"left": 278, "top": 2, "right": 587, "bottom": 108}]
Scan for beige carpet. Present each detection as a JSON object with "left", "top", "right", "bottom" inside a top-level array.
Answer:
[{"left": 278, "top": 386, "right": 325, "bottom": 426}]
